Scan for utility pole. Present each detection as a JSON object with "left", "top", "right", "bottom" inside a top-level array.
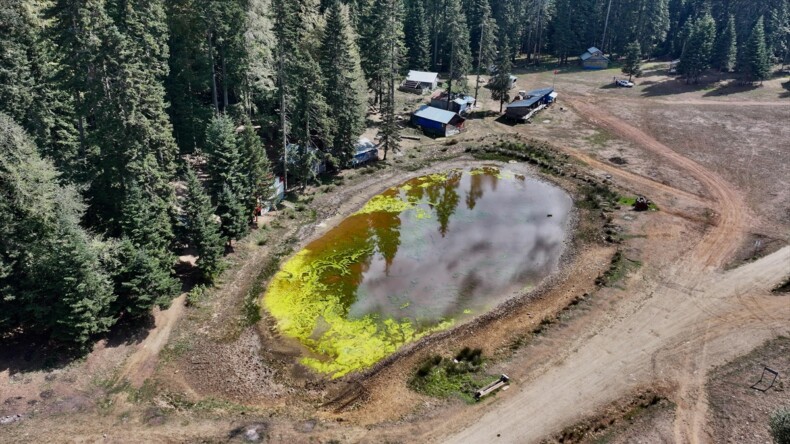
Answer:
[
  {"left": 601, "top": 0, "right": 613, "bottom": 52},
  {"left": 474, "top": 20, "right": 485, "bottom": 114}
]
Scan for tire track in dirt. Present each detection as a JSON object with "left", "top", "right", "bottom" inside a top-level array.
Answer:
[
  {"left": 565, "top": 98, "right": 754, "bottom": 444},
  {"left": 568, "top": 98, "right": 750, "bottom": 269},
  {"left": 441, "top": 98, "right": 775, "bottom": 444}
]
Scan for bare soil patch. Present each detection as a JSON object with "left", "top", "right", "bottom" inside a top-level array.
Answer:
[{"left": 707, "top": 336, "right": 790, "bottom": 443}]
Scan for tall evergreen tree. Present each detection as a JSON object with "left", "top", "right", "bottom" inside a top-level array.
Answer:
[
  {"left": 376, "top": 0, "right": 405, "bottom": 160},
  {"left": 678, "top": 12, "right": 716, "bottom": 83},
  {"left": 467, "top": 0, "right": 497, "bottom": 69},
  {"left": 165, "top": 0, "right": 213, "bottom": 153},
  {"left": 114, "top": 181, "right": 179, "bottom": 317},
  {"left": 205, "top": 114, "right": 244, "bottom": 199},
  {"left": 0, "top": 2, "right": 80, "bottom": 179},
  {"left": 183, "top": 167, "right": 225, "bottom": 282},
  {"left": 490, "top": 43, "right": 512, "bottom": 113},
  {"left": 622, "top": 41, "right": 642, "bottom": 81},
  {"left": 237, "top": 115, "right": 273, "bottom": 210},
  {"left": 216, "top": 184, "right": 249, "bottom": 245},
  {"left": 404, "top": 0, "right": 431, "bottom": 70},
  {"left": 0, "top": 113, "right": 115, "bottom": 347},
  {"left": 713, "top": 14, "right": 738, "bottom": 73},
  {"left": 442, "top": 0, "right": 472, "bottom": 90},
  {"left": 320, "top": 2, "right": 368, "bottom": 166},
  {"left": 743, "top": 16, "right": 771, "bottom": 84}
]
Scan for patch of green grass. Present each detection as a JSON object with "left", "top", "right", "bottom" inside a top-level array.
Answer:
[
  {"left": 617, "top": 196, "right": 659, "bottom": 211},
  {"left": 239, "top": 238, "right": 297, "bottom": 331},
  {"left": 186, "top": 284, "right": 210, "bottom": 307},
  {"left": 410, "top": 348, "right": 499, "bottom": 403},
  {"left": 159, "top": 338, "right": 192, "bottom": 364},
  {"left": 578, "top": 184, "right": 619, "bottom": 210},
  {"left": 597, "top": 250, "right": 642, "bottom": 287}
]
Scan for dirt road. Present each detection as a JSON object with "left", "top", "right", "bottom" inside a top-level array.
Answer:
[
  {"left": 444, "top": 247, "right": 789, "bottom": 444},
  {"left": 119, "top": 294, "right": 186, "bottom": 388},
  {"left": 443, "top": 101, "right": 787, "bottom": 444}
]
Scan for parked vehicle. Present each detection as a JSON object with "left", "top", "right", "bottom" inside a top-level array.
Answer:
[{"left": 616, "top": 79, "right": 634, "bottom": 88}]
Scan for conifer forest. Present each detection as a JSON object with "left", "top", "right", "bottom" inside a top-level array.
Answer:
[{"left": 1, "top": 0, "right": 788, "bottom": 363}]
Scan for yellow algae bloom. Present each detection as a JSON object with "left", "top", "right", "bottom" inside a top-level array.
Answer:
[
  {"left": 355, "top": 194, "right": 413, "bottom": 215},
  {"left": 264, "top": 247, "right": 455, "bottom": 378}
]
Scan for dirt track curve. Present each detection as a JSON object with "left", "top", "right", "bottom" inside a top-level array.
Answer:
[{"left": 442, "top": 99, "right": 789, "bottom": 444}]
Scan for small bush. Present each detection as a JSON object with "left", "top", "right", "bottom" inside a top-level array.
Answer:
[
  {"left": 186, "top": 285, "right": 208, "bottom": 307},
  {"left": 771, "top": 407, "right": 790, "bottom": 444}
]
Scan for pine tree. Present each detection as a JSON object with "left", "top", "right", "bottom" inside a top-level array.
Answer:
[
  {"left": 245, "top": 0, "right": 278, "bottom": 112},
  {"left": 0, "top": 4, "right": 80, "bottom": 179},
  {"left": 217, "top": 184, "right": 249, "bottom": 245},
  {"left": 114, "top": 181, "right": 179, "bottom": 317},
  {"left": 404, "top": 0, "right": 431, "bottom": 70},
  {"left": 744, "top": 16, "right": 771, "bottom": 84},
  {"left": 713, "top": 14, "right": 738, "bottom": 73},
  {"left": 490, "top": 42, "right": 512, "bottom": 113},
  {"left": 678, "top": 12, "right": 716, "bottom": 84},
  {"left": 0, "top": 113, "right": 115, "bottom": 347},
  {"left": 237, "top": 115, "right": 273, "bottom": 210},
  {"left": 622, "top": 41, "right": 642, "bottom": 81},
  {"left": 443, "top": 0, "right": 472, "bottom": 90},
  {"left": 321, "top": 2, "right": 368, "bottom": 167},
  {"left": 165, "top": 0, "right": 213, "bottom": 153},
  {"left": 205, "top": 114, "right": 244, "bottom": 198},
  {"left": 467, "top": 0, "right": 497, "bottom": 69},
  {"left": 376, "top": 0, "right": 405, "bottom": 160},
  {"left": 183, "top": 167, "right": 225, "bottom": 282},
  {"left": 551, "top": 0, "right": 576, "bottom": 64},
  {"left": 42, "top": 219, "right": 116, "bottom": 346}
]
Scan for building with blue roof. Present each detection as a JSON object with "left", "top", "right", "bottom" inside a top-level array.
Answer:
[
  {"left": 411, "top": 105, "right": 466, "bottom": 137},
  {"left": 505, "top": 87, "right": 557, "bottom": 121}
]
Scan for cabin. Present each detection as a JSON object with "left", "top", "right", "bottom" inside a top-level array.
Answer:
[
  {"left": 351, "top": 138, "right": 379, "bottom": 167},
  {"left": 580, "top": 47, "right": 609, "bottom": 69},
  {"left": 399, "top": 70, "right": 439, "bottom": 94},
  {"left": 429, "top": 92, "right": 476, "bottom": 115},
  {"left": 411, "top": 105, "right": 466, "bottom": 137},
  {"left": 505, "top": 87, "right": 557, "bottom": 122}
]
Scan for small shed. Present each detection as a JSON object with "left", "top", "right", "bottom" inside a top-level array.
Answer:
[
  {"left": 430, "top": 93, "right": 476, "bottom": 115},
  {"left": 580, "top": 47, "right": 609, "bottom": 69},
  {"left": 399, "top": 70, "right": 439, "bottom": 94},
  {"left": 505, "top": 87, "right": 556, "bottom": 121},
  {"left": 411, "top": 105, "right": 466, "bottom": 137},
  {"left": 351, "top": 138, "right": 379, "bottom": 167}
]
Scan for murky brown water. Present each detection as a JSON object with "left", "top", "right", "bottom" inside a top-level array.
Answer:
[{"left": 263, "top": 167, "right": 572, "bottom": 376}]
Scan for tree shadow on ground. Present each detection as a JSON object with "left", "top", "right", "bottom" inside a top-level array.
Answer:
[
  {"left": 702, "top": 82, "right": 760, "bottom": 97},
  {"left": 0, "top": 313, "right": 155, "bottom": 376},
  {"left": 780, "top": 79, "right": 790, "bottom": 98},
  {"left": 494, "top": 115, "right": 518, "bottom": 127},
  {"left": 640, "top": 77, "right": 712, "bottom": 97},
  {"left": 468, "top": 110, "right": 501, "bottom": 119}
]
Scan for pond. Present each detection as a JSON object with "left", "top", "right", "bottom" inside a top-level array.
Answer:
[{"left": 262, "top": 167, "right": 572, "bottom": 377}]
